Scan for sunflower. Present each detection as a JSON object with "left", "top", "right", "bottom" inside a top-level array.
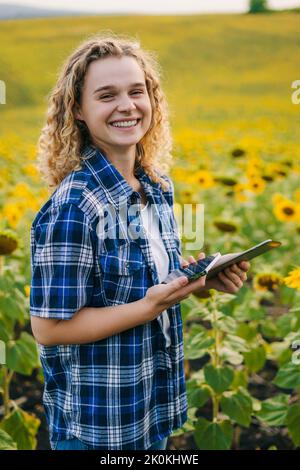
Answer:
[
  {"left": 24, "top": 164, "right": 39, "bottom": 182},
  {"left": 24, "top": 285, "right": 31, "bottom": 298},
  {"left": 246, "top": 176, "right": 266, "bottom": 194},
  {"left": 0, "top": 229, "right": 19, "bottom": 255},
  {"left": 283, "top": 267, "right": 300, "bottom": 291},
  {"left": 271, "top": 192, "right": 287, "bottom": 205},
  {"left": 214, "top": 176, "right": 238, "bottom": 187},
  {"left": 253, "top": 272, "right": 284, "bottom": 292},
  {"left": 179, "top": 189, "right": 194, "bottom": 204},
  {"left": 234, "top": 183, "right": 248, "bottom": 202},
  {"left": 231, "top": 148, "right": 246, "bottom": 158},
  {"left": 192, "top": 170, "right": 215, "bottom": 189},
  {"left": 213, "top": 219, "right": 238, "bottom": 233},
  {"left": 264, "top": 162, "right": 287, "bottom": 179},
  {"left": 273, "top": 199, "right": 300, "bottom": 223},
  {"left": 171, "top": 167, "right": 189, "bottom": 183},
  {"left": 1, "top": 203, "right": 24, "bottom": 228},
  {"left": 9, "top": 182, "right": 32, "bottom": 199}
]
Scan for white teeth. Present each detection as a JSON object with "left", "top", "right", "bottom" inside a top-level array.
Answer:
[{"left": 111, "top": 119, "right": 138, "bottom": 128}]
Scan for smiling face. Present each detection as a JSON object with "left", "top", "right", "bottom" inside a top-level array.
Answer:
[{"left": 75, "top": 55, "right": 152, "bottom": 155}]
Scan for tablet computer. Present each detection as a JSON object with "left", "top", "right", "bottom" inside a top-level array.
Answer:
[{"left": 205, "top": 239, "right": 282, "bottom": 280}]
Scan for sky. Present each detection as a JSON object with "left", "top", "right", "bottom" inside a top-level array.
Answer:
[{"left": 0, "top": 0, "right": 300, "bottom": 14}]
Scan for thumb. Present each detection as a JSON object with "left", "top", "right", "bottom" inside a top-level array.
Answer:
[{"left": 168, "top": 275, "right": 189, "bottom": 291}]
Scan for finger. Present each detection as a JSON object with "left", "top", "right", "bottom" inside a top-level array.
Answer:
[
  {"left": 218, "top": 271, "right": 239, "bottom": 293},
  {"left": 188, "top": 255, "right": 196, "bottom": 263},
  {"left": 197, "top": 252, "right": 206, "bottom": 260},
  {"left": 169, "top": 273, "right": 207, "bottom": 302},
  {"left": 238, "top": 261, "right": 250, "bottom": 271},
  {"left": 169, "top": 276, "right": 189, "bottom": 291},
  {"left": 181, "top": 259, "right": 189, "bottom": 267},
  {"left": 229, "top": 264, "right": 247, "bottom": 281},
  {"left": 224, "top": 267, "right": 244, "bottom": 287}
]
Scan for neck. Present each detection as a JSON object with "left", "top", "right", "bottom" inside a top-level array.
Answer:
[{"left": 92, "top": 140, "right": 137, "bottom": 181}]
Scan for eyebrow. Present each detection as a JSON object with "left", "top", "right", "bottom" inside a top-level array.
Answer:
[{"left": 93, "top": 82, "right": 146, "bottom": 94}]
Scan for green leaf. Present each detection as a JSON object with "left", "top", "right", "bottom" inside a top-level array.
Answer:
[
  {"left": 286, "top": 403, "right": 300, "bottom": 447},
  {"left": 217, "top": 316, "right": 238, "bottom": 334},
  {"left": 243, "top": 345, "right": 266, "bottom": 372},
  {"left": 184, "top": 331, "right": 215, "bottom": 360},
  {"left": 221, "top": 391, "right": 253, "bottom": 427},
  {"left": 236, "top": 323, "right": 258, "bottom": 342},
  {"left": 231, "top": 369, "right": 248, "bottom": 390},
  {"left": 195, "top": 418, "right": 233, "bottom": 450},
  {"left": 0, "top": 428, "right": 17, "bottom": 450},
  {"left": 204, "top": 364, "right": 234, "bottom": 394},
  {"left": 180, "top": 296, "right": 200, "bottom": 322},
  {"left": 0, "top": 313, "right": 11, "bottom": 342},
  {"left": 273, "top": 362, "right": 300, "bottom": 389},
  {"left": 0, "top": 408, "right": 40, "bottom": 450},
  {"left": 255, "top": 394, "right": 289, "bottom": 426},
  {"left": 276, "top": 313, "right": 300, "bottom": 338},
  {"left": 0, "top": 271, "right": 15, "bottom": 292},
  {"left": 260, "top": 318, "right": 279, "bottom": 339},
  {"left": 6, "top": 332, "right": 40, "bottom": 375},
  {"left": 219, "top": 346, "right": 244, "bottom": 366},
  {"left": 186, "top": 379, "right": 210, "bottom": 408},
  {"left": 0, "top": 294, "right": 24, "bottom": 322},
  {"left": 223, "top": 334, "right": 250, "bottom": 353}
]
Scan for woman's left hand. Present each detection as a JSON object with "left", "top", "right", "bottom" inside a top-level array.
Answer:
[{"left": 180, "top": 253, "right": 250, "bottom": 295}]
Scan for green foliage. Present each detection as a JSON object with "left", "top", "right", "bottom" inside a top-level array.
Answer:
[
  {"left": 286, "top": 403, "right": 300, "bottom": 446},
  {"left": 255, "top": 394, "right": 289, "bottom": 426},
  {"left": 195, "top": 418, "right": 233, "bottom": 450},
  {"left": 273, "top": 362, "right": 300, "bottom": 389},
  {"left": 0, "top": 428, "right": 17, "bottom": 450},
  {"left": 0, "top": 259, "right": 41, "bottom": 450},
  {"left": 182, "top": 289, "right": 300, "bottom": 449},
  {"left": 204, "top": 364, "right": 234, "bottom": 394},
  {"left": 221, "top": 391, "right": 253, "bottom": 427},
  {"left": 0, "top": 408, "right": 40, "bottom": 450},
  {"left": 248, "top": 0, "right": 269, "bottom": 14}
]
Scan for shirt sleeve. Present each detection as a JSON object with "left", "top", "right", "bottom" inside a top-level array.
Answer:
[{"left": 30, "top": 203, "right": 95, "bottom": 320}]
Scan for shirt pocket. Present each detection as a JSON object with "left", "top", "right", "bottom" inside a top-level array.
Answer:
[{"left": 98, "top": 241, "right": 146, "bottom": 305}]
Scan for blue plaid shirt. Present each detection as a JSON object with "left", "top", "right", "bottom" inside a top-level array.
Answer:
[{"left": 30, "top": 144, "right": 188, "bottom": 450}]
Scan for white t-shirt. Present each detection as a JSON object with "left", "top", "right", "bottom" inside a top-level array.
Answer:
[{"left": 140, "top": 201, "right": 171, "bottom": 348}]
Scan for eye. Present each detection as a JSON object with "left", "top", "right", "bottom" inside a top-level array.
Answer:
[{"left": 99, "top": 90, "right": 144, "bottom": 100}]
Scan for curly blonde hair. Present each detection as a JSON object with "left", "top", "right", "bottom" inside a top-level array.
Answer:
[{"left": 37, "top": 31, "right": 173, "bottom": 193}]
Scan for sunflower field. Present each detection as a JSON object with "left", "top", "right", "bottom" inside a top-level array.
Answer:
[{"left": 0, "top": 12, "right": 300, "bottom": 450}]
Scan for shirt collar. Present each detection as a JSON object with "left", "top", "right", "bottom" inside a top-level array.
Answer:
[{"left": 81, "top": 143, "right": 163, "bottom": 209}]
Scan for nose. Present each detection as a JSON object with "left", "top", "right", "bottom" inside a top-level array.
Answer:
[{"left": 117, "top": 94, "right": 136, "bottom": 112}]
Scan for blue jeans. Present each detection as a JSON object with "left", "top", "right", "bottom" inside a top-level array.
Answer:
[{"left": 54, "top": 436, "right": 168, "bottom": 450}]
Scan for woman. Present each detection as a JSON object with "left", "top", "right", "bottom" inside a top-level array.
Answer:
[{"left": 30, "top": 33, "right": 249, "bottom": 451}]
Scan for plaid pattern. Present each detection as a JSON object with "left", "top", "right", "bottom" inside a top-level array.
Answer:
[{"left": 30, "top": 144, "right": 188, "bottom": 450}]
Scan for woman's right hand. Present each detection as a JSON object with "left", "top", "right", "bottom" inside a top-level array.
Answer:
[{"left": 143, "top": 273, "right": 207, "bottom": 321}]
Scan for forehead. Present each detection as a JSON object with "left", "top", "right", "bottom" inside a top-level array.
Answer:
[{"left": 83, "top": 56, "right": 145, "bottom": 90}]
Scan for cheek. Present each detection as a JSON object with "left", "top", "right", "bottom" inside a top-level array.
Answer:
[{"left": 86, "top": 107, "right": 112, "bottom": 131}]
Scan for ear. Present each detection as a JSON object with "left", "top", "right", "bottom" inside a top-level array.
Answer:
[
  {"left": 74, "top": 104, "right": 84, "bottom": 121},
  {"left": 75, "top": 112, "right": 84, "bottom": 121}
]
